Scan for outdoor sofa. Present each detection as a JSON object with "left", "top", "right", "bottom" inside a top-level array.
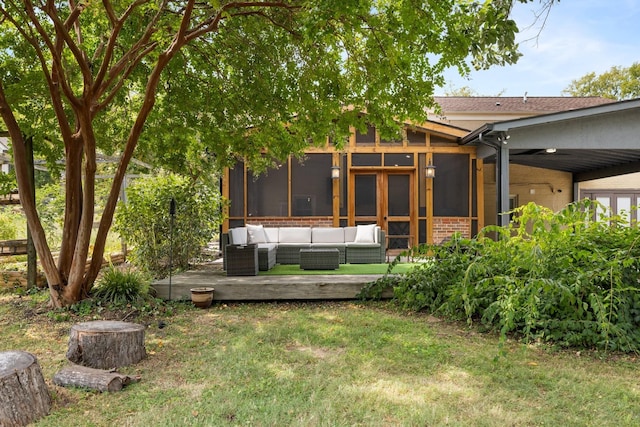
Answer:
[{"left": 223, "top": 224, "right": 386, "bottom": 270}]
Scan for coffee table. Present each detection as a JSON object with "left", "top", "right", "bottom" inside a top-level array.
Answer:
[{"left": 299, "top": 248, "right": 340, "bottom": 270}]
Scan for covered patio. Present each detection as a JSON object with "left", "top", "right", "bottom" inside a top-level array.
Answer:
[{"left": 462, "top": 98, "right": 640, "bottom": 226}]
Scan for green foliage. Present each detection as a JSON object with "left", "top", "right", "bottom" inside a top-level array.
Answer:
[
  {"left": 92, "top": 265, "right": 151, "bottom": 305},
  {"left": 0, "top": 207, "right": 19, "bottom": 240},
  {"left": 363, "top": 200, "right": 640, "bottom": 352},
  {"left": 114, "top": 173, "right": 223, "bottom": 276},
  {"left": 0, "top": 170, "right": 17, "bottom": 196},
  {"left": 34, "top": 182, "right": 66, "bottom": 248},
  {"left": 563, "top": 62, "right": 640, "bottom": 100},
  {"left": 3, "top": 1, "right": 542, "bottom": 176}
]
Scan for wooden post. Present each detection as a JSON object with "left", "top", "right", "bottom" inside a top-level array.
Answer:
[
  {"left": 0, "top": 351, "right": 51, "bottom": 427},
  {"left": 25, "top": 136, "right": 37, "bottom": 289}
]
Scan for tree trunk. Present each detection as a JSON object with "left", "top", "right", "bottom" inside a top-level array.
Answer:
[
  {"left": 66, "top": 321, "right": 146, "bottom": 369},
  {"left": 0, "top": 351, "right": 52, "bottom": 427},
  {"left": 53, "top": 364, "right": 140, "bottom": 392}
]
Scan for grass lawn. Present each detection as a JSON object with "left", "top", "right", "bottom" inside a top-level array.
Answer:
[
  {"left": 260, "top": 262, "right": 417, "bottom": 275},
  {"left": 1, "top": 293, "right": 639, "bottom": 426}
]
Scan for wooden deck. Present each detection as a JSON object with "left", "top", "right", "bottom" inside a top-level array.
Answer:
[{"left": 152, "top": 270, "right": 392, "bottom": 301}]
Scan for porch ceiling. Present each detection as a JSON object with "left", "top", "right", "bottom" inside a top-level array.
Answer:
[{"left": 484, "top": 148, "right": 640, "bottom": 179}]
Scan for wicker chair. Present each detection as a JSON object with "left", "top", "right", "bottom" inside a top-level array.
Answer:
[{"left": 225, "top": 244, "right": 258, "bottom": 276}]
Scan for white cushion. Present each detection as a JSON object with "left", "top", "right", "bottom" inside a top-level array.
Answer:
[
  {"left": 312, "top": 227, "right": 345, "bottom": 243},
  {"left": 278, "top": 227, "right": 311, "bottom": 243},
  {"left": 354, "top": 224, "right": 376, "bottom": 243},
  {"left": 264, "top": 227, "right": 279, "bottom": 243},
  {"left": 229, "top": 227, "right": 247, "bottom": 245},
  {"left": 344, "top": 226, "right": 357, "bottom": 242},
  {"left": 247, "top": 224, "right": 267, "bottom": 244}
]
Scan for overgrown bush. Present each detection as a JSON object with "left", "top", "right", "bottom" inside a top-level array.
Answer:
[
  {"left": 363, "top": 200, "right": 640, "bottom": 352},
  {"left": 92, "top": 265, "right": 151, "bottom": 304},
  {"left": 114, "top": 173, "right": 223, "bottom": 276},
  {"left": 0, "top": 207, "right": 19, "bottom": 240}
]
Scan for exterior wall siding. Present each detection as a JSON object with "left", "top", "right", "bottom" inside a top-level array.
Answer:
[{"left": 483, "top": 163, "right": 573, "bottom": 226}]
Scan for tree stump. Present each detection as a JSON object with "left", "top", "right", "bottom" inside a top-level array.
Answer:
[
  {"left": 0, "top": 351, "right": 52, "bottom": 427},
  {"left": 66, "top": 321, "right": 146, "bottom": 369},
  {"left": 53, "top": 364, "right": 140, "bottom": 392}
]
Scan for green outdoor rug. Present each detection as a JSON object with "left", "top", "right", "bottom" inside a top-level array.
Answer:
[{"left": 259, "top": 263, "right": 417, "bottom": 276}]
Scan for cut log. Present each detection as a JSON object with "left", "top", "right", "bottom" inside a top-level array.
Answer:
[
  {"left": 66, "top": 321, "right": 146, "bottom": 369},
  {"left": 53, "top": 364, "right": 140, "bottom": 392},
  {"left": 0, "top": 351, "right": 51, "bottom": 427}
]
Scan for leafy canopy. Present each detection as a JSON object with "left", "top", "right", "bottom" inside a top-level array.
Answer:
[
  {"left": 2, "top": 1, "right": 545, "bottom": 174},
  {"left": 0, "top": 0, "right": 552, "bottom": 306},
  {"left": 563, "top": 62, "right": 640, "bottom": 100}
]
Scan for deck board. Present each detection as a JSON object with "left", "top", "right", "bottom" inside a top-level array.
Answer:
[{"left": 152, "top": 270, "right": 392, "bottom": 301}]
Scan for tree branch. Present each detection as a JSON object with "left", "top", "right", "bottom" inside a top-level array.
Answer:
[
  {"left": 93, "top": 0, "right": 167, "bottom": 111},
  {"left": 0, "top": 2, "right": 76, "bottom": 144},
  {"left": 93, "top": 0, "right": 152, "bottom": 96}
]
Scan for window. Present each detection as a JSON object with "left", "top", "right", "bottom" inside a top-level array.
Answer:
[
  {"left": 407, "top": 129, "right": 426, "bottom": 146},
  {"left": 433, "top": 153, "right": 469, "bottom": 216},
  {"left": 291, "top": 154, "right": 332, "bottom": 216},
  {"left": 352, "top": 153, "right": 381, "bottom": 167},
  {"left": 247, "top": 164, "right": 288, "bottom": 216},
  {"left": 509, "top": 195, "right": 519, "bottom": 222},
  {"left": 384, "top": 153, "right": 413, "bottom": 167},
  {"left": 228, "top": 162, "right": 245, "bottom": 217},
  {"left": 355, "top": 125, "right": 376, "bottom": 145},
  {"left": 582, "top": 190, "right": 639, "bottom": 225}
]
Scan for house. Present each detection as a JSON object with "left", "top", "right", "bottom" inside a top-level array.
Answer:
[
  {"left": 430, "top": 96, "right": 640, "bottom": 226},
  {"left": 460, "top": 98, "right": 640, "bottom": 226},
  {"left": 222, "top": 119, "right": 481, "bottom": 248},
  {"left": 222, "top": 97, "right": 640, "bottom": 247}
]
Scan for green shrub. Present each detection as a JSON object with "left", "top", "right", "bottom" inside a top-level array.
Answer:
[
  {"left": 0, "top": 208, "right": 19, "bottom": 240},
  {"left": 364, "top": 200, "right": 640, "bottom": 352},
  {"left": 114, "top": 173, "right": 223, "bottom": 276},
  {"left": 92, "top": 265, "right": 151, "bottom": 305}
]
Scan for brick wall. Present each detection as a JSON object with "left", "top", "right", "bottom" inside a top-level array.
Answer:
[
  {"left": 433, "top": 217, "right": 471, "bottom": 244},
  {"left": 244, "top": 217, "right": 334, "bottom": 228}
]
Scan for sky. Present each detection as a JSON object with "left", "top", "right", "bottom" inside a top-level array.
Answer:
[{"left": 438, "top": 0, "right": 640, "bottom": 97}]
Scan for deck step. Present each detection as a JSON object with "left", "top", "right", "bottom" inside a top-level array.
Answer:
[{"left": 152, "top": 271, "right": 392, "bottom": 301}]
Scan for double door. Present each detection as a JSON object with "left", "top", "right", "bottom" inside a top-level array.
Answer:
[{"left": 352, "top": 171, "right": 414, "bottom": 250}]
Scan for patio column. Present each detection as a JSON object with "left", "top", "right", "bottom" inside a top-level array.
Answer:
[{"left": 496, "top": 145, "right": 510, "bottom": 228}]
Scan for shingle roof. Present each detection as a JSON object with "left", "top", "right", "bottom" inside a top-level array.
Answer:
[{"left": 433, "top": 96, "right": 615, "bottom": 113}]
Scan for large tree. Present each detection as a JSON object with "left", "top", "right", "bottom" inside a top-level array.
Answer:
[
  {"left": 0, "top": 0, "right": 553, "bottom": 307},
  {"left": 563, "top": 62, "right": 640, "bottom": 100}
]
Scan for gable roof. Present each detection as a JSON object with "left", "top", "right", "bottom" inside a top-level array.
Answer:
[{"left": 433, "top": 96, "right": 616, "bottom": 114}]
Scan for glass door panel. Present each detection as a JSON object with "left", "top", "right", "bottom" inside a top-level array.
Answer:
[
  {"left": 616, "top": 196, "right": 632, "bottom": 226},
  {"left": 595, "top": 196, "right": 610, "bottom": 222}
]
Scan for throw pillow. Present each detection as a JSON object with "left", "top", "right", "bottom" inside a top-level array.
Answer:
[
  {"left": 354, "top": 224, "right": 376, "bottom": 243},
  {"left": 247, "top": 224, "right": 267, "bottom": 244}
]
